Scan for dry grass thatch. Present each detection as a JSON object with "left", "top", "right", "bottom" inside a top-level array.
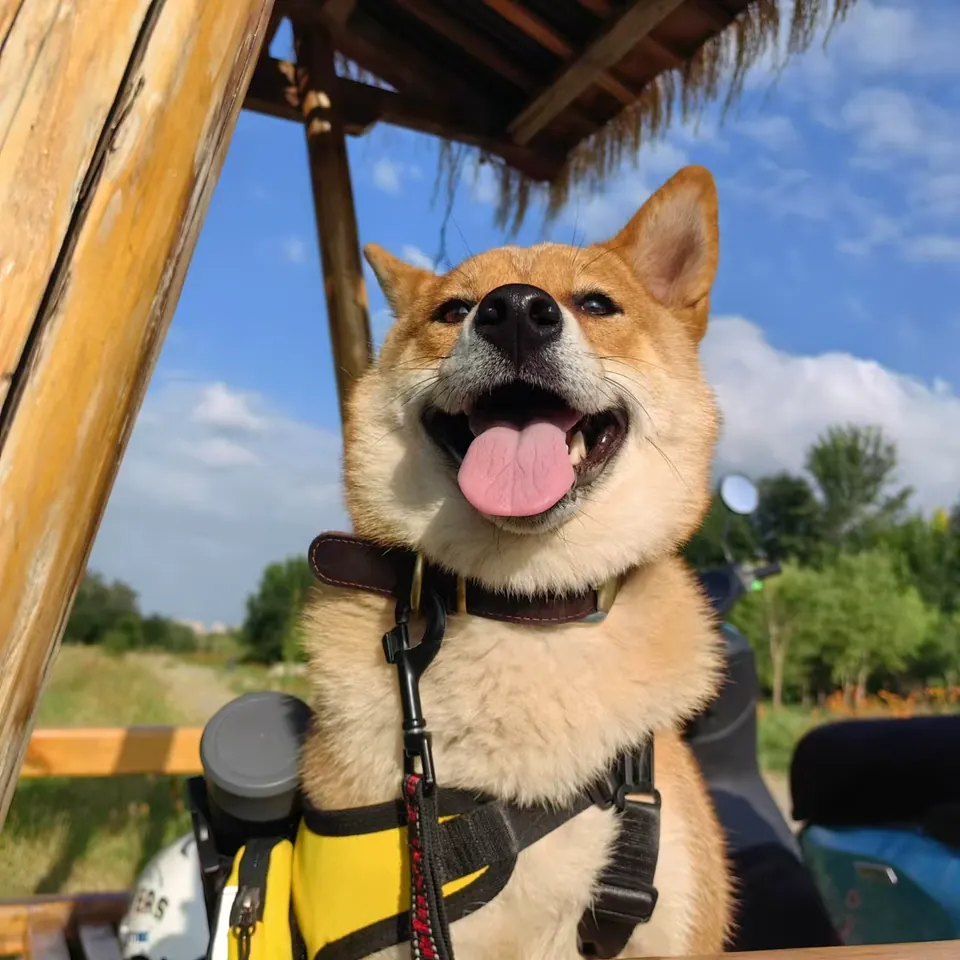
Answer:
[{"left": 442, "top": 0, "right": 859, "bottom": 235}]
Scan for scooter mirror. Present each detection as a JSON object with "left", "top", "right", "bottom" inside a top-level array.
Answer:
[{"left": 719, "top": 473, "right": 759, "bottom": 516}]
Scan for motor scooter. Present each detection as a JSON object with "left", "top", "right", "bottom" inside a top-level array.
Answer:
[
  {"left": 683, "top": 473, "right": 841, "bottom": 952},
  {"left": 689, "top": 474, "right": 960, "bottom": 950}
]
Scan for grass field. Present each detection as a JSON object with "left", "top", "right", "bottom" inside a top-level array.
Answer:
[
  {"left": 0, "top": 647, "right": 194, "bottom": 896},
  {"left": 0, "top": 646, "right": 314, "bottom": 897},
  {"left": 2, "top": 646, "right": 955, "bottom": 898}
]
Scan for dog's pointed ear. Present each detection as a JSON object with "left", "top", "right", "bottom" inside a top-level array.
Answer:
[
  {"left": 606, "top": 165, "right": 718, "bottom": 341},
  {"left": 364, "top": 243, "right": 433, "bottom": 317}
]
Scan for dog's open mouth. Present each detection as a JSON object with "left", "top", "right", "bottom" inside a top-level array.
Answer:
[{"left": 421, "top": 382, "right": 628, "bottom": 519}]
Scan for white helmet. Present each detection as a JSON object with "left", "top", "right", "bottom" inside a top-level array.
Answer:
[{"left": 118, "top": 833, "right": 209, "bottom": 960}]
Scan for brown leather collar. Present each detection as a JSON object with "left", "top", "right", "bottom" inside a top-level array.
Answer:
[{"left": 308, "top": 532, "right": 621, "bottom": 626}]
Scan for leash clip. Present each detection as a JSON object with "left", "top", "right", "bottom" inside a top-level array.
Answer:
[{"left": 383, "top": 588, "right": 446, "bottom": 793}]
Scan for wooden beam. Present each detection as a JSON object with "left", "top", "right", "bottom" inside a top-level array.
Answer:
[
  {"left": 481, "top": 0, "right": 635, "bottom": 104},
  {"left": 696, "top": 945, "right": 960, "bottom": 960},
  {"left": 392, "top": 0, "right": 599, "bottom": 140},
  {"left": 21, "top": 726, "right": 203, "bottom": 778},
  {"left": 280, "top": 0, "right": 448, "bottom": 100},
  {"left": 0, "top": 0, "right": 158, "bottom": 408},
  {"left": 246, "top": 56, "right": 301, "bottom": 121},
  {"left": 27, "top": 928, "right": 71, "bottom": 960},
  {"left": 320, "top": 0, "right": 356, "bottom": 24},
  {"left": 243, "top": 58, "right": 564, "bottom": 181},
  {"left": 294, "top": 25, "right": 372, "bottom": 424},
  {"left": 394, "top": 0, "right": 539, "bottom": 95},
  {"left": 0, "top": 0, "right": 274, "bottom": 829},
  {"left": 575, "top": 0, "right": 684, "bottom": 67},
  {"left": 0, "top": 894, "right": 129, "bottom": 958},
  {"left": 689, "top": 0, "right": 736, "bottom": 34},
  {"left": 509, "top": 0, "right": 686, "bottom": 145}
]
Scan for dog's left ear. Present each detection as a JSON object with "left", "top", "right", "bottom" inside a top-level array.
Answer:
[
  {"left": 606, "top": 165, "right": 718, "bottom": 341},
  {"left": 365, "top": 243, "right": 434, "bottom": 318}
]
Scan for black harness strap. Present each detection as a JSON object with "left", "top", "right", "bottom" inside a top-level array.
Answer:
[
  {"left": 578, "top": 745, "right": 661, "bottom": 959},
  {"left": 436, "top": 792, "right": 594, "bottom": 884},
  {"left": 381, "top": 585, "right": 660, "bottom": 960}
]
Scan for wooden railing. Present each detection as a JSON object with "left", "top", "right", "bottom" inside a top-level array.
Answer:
[
  {"left": 20, "top": 726, "right": 204, "bottom": 779},
  {"left": 3, "top": 727, "right": 957, "bottom": 960}
]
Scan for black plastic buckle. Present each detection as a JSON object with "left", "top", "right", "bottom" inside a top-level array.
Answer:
[
  {"left": 382, "top": 588, "right": 446, "bottom": 794},
  {"left": 588, "top": 741, "right": 656, "bottom": 812}
]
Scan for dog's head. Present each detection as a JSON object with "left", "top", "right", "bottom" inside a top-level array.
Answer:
[{"left": 344, "top": 166, "right": 720, "bottom": 595}]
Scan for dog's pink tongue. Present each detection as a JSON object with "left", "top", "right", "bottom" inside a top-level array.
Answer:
[{"left": 458, "top": 416, "right": 576, "bottom": 517}]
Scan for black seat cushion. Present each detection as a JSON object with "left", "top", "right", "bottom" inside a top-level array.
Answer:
[
  {"left": 726, "top": 842, "right": 842, "bottom": 951},
  {"left": 790, "top": 715, "right": 960, "bottom": 825}
]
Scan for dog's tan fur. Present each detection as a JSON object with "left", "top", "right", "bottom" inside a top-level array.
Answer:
[{"left": 299, "top": 166, "right": 732, "bottom": 959}]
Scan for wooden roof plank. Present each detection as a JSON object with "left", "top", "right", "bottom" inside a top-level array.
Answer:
[
  {"left": 240, "top": 57, "right": 569, "bottom": 182},
  {"left": 394, "top": 0, "right": 537, "bottom": 94},
  {"left": 481, "top": 0, "right": 635, "bottom": 103},
  {"left": 321, "top": 0, "right": 357, "bottom": 23},
  {"left": 509, "top": 0, "right": 687, "bottom": 146}
]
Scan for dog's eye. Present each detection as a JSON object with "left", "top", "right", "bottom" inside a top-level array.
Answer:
[
  {"left": 575, "top": 292, "right": 621, "bottom": 317},
  {"left": 433, "top": 299, "right": 473, "bottom": 324}
]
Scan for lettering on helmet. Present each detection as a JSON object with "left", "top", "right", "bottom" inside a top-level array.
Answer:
[{"left": 131, "top": 888, "right": 170, "bottom": 920}]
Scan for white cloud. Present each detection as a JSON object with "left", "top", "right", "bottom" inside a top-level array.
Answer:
[
  {"left": 835, "top": 212, "right": 900, "bottom": 257},
  {"left": 463, "top": 160, "right": 500, "bottom": 206},
  {"left": 735, "top": 115, "right": 799, "bottom": 151},
  {"left": 703, "top": 316, "right": 960, "bottom": 513},
  {"left": 401, "top": 245, "right": 438, "bottom": 272},
  {"left": 93, "top": 322, "right": 960, "bottom": 623},
  {"left": 372, "top": 158, "right": 402, "bottom": 194},
  {"left": 901, "top": 235, "right": 960, "bottom": 263},
  {"left": 90, "top": 381, "right": 347, "bottom": 624},
  {"left": 721, "top": 160, "right": 838, "bottom": 224},
  {"left": 911, "top": 173, "right": 960, "bottom": 220},
  {"left": 841, "top": 88, "right": 925, "bottom": 156},
  {"left": 191, "top": 382, "right": 264, "bottom": 431},
  {"left": 830, "top": 0, "right": 960, "bottom": 77},
  {"left": 282, "top": 236, "right": 308, "bottom": 264}
]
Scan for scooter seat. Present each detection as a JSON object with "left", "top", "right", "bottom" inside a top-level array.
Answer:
[{"left": 790, "top": 715, "right": 960, "bottom": 826}]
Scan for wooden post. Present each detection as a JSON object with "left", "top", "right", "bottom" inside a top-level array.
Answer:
[
  {"left": 294, "top": 23, "right": 373, "bottom": 424},
  {"left": 0, "top": 0, "right": 274, "bottom": 828}
]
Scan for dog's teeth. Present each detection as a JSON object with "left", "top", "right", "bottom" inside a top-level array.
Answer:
[{"left": 569, "top": 431, "right": 586, "bottom": 466}]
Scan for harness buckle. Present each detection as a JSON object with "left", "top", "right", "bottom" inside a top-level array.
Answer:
[
  {"left": 382, "top": 589, "right": 447, "bottom": 794},
  {"left": 588, "top": 741, "right": 656, "bottom": 812}
]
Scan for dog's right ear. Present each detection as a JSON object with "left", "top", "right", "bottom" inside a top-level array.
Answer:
[
  {"left": 364, "top": 243, "right": 434, "bottom": 318},
  {"left": 605, "top": 165, "right": 719, "bottom": 342}
]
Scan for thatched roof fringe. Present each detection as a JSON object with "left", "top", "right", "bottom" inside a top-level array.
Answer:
[{"left": 445, "top": 0, "right": 858, "bottom": 235}]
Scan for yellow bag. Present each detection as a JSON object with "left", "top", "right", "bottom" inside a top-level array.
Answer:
[{"left": 208, "top": 837, "right": 294, "bottom": 960}]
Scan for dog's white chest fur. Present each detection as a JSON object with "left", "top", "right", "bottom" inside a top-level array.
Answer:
[{"left": 300, "top": 564, "right": 725, "bottom": 959}]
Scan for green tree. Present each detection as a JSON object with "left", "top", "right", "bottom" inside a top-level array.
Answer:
[
  {"left": 242, "top": 557, "right": 314, "bottom": 663},
  {"left": 729, "top": 563, "right": 824, "bottom": 708},
  {"left": 754, "top": 472, "right": 824, "bottom": 566},
  {"left": 814, "top": 549, "right": 931, "bottom": 705},
  {"left": 142, "top": 614, "right": 198, "bottom": 653},
  {"left": 683, "top": 489, "right": 757, "bottom": 568},
  {"left": 874, "top": 513, "right": 959, "bottom": 613},
  {"left": 912, "top": 610, "right": 960, "bottom": 688},
  {"left": 65, "top": 573, "right": 141, "bottom": 645},
  {"left": 805, "top": 424, "right": 912, "bottom": 550}
]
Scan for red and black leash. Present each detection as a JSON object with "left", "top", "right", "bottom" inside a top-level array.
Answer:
[{"left": 382, "top": 590, "right": 455, "bottom": 960}]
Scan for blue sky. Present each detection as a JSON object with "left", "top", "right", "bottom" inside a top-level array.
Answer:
[{"left": 91, "top": 0, "right": 960, "bottom": 625}]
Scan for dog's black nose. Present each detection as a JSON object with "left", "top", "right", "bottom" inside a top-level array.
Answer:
[{"left": 474, "top": 284, "right": 562, "bottom": 368}]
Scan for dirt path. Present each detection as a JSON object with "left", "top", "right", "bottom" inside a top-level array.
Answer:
[
  {"left": 136, "top": 653, "right": 236, "bottom": 724},
  {"left": 762, "top": 770, "right": 799, "bottom": 832}
]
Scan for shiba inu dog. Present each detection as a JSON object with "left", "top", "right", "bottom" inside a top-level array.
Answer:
[{"left": 299, "top": 166, "right": 731, "bottom": 959}]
